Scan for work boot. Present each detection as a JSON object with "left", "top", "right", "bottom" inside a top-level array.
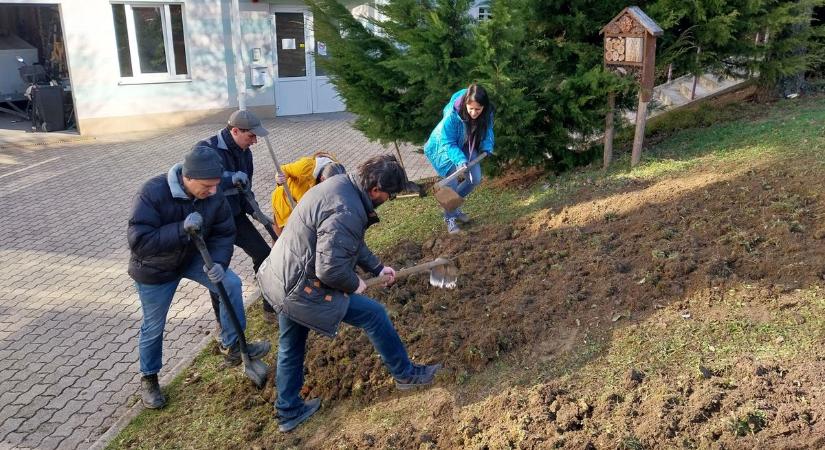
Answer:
[
  {"left": 221, "top": 340, "right": 271, "bottom": 367},
  {"left": 454, "top": 208, "right": 471, "bottom": 224},
  {"left": 278, "top": 398, "right": 321, "bottom": 433},
  {"left": 395, "top": 363, "right": 442, "bottom": 390},
  {"left": 140, "top": 374, "right": 166, "bottom": 409},
  {"left": 445, "top": 217, "right": 461, "bottom": 234}
]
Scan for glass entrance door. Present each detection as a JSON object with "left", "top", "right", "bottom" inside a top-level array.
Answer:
[
  {"left": 273, "top": 12, "right": 311, "bottom": 115},
  {"left": 272, "top": 10, "right": 345, "bottom": 116}
]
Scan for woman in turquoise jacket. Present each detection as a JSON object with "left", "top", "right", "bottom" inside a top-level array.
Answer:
[{"left": 424, "top": 83, "right": 494, "bottom": 234}]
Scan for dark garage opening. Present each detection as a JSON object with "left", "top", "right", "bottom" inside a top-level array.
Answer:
[{"left": 0, "top": 3, "right": 76, "bottom": 133}]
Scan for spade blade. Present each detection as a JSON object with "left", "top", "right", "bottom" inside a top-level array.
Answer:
[{"left": 429, "top": 261, "right": 458, "bottom": 289}]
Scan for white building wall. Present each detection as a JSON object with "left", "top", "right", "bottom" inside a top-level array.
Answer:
[
  {"left": 53, "top": 0, "right": 275, "bottom": 134},
  {"left": 240, "top": 3, "right": 276, "bottom": 109},
  {"left": 5, "top": 0, "right": 370, "bottom": 134}
]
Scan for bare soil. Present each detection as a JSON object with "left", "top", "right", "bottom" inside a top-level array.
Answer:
[{"left": 209, "top": 151, "right": 825, "bottom": 449}]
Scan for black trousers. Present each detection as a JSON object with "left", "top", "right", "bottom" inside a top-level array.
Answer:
[{"left": 211, "top": 214, "right": 274, "bottom": 324}]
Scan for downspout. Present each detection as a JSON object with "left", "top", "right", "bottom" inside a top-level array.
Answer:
[{"left": 230, "top": 0, "right": 247, "bottom": 111}]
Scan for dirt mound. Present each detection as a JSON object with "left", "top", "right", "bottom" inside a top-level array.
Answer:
[
  {"left": 264, "top": 153, "right": 825, "bottom": 447},
  {"left": 489, "top": 166, "right": 547, "bottom": 189},
  {"left": 433, "top": 346, "right": 825, "bottom": 449}
]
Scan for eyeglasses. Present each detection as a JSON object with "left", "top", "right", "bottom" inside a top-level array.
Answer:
[{"left": 388, "top": 191, "right": 397, "bottom": 200}]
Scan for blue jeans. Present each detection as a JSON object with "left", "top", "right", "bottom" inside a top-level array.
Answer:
[
  {"left": 136, "top": 253, "right": 246, "bottom": 376},
  {"left": 275, "top": 293, "right": 412, "bottom": 418},
  {"left": 443, "top": 162, "right": 482, "bottom": 219}
]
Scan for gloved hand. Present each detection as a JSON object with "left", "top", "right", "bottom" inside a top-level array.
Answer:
[
  {"left": 253, "top": 209, "right": 274, "bottom": 227},
  {"left": 183, "top": 212, "right": 203, "bottom": 234},
  {"left": 204, "top": 263, "right": 225, "bottom": 284},
  {"left": 275, "top": 173, "right": 287, "bottom": 185},
  {"left": 232, "top": 171, "right": 249, "bottom": 188}
]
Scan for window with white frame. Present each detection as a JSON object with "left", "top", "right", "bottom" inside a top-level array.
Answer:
[
  {"left": 111, "top": 2, "right": 189, "bottom": 80},
  {"left": 476, "top": 6, "right": 492, "bottom": 21}
]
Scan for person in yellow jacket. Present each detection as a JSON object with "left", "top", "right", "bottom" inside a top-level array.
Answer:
[{"left": 271, "top": 152, "right": 346, "bottom": 235}]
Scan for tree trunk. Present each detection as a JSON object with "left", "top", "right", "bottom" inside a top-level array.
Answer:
[{"left": 393, "top": 141, "right": 406, "bottom": 169}]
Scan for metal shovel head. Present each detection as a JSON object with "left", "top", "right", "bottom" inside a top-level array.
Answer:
[
  {"left": 434, "top": 186, "right": 464, "bottom": 210},
  {"left": 242, "top": 353, "right": 269, "bottom": 389},
  {"left": 429, "top": 260, "right": 458, "bottom": 289}
]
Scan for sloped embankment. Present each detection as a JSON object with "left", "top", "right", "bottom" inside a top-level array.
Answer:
[{"left": 296, "top": 152, "right": 825, "bottom": 448}]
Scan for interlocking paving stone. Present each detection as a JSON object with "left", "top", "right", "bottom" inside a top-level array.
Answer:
[{"left": 0, "top": 113, "right": 435, "bottom": 449}]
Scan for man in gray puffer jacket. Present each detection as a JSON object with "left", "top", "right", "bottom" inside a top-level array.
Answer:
[{"left": 257, "top": 154, "right": 441, "bottom": 432}]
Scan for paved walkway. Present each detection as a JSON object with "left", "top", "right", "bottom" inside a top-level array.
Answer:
[{"left": 0, "top": 113, "right": 434, "bottom": 450}]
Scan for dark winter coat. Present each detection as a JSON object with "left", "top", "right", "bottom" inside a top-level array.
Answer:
[
  {"left": 197, "top": 129, "right": 255, "bottom": 217},
  {"left": 127, "top": 163, "right": 236, "bottom": 285},
  {"left": 257, "top": 174, "right": 384, "bottom": 337}
]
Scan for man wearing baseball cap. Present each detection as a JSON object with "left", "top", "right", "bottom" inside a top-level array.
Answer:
[
  {"left": 127, "top": 145, "right": 270, "bottom": 409},
  {"left": 197, "top": 109, "right": 279, "bottom": 329}
]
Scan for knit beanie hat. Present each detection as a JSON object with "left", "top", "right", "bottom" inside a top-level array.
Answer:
[{"left": 183, "top": 145, "right": 223, "bottom": 179}]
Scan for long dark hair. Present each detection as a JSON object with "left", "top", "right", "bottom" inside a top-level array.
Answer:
[{"left": 457, "top": 83, "right": 493, "bottom": 155}]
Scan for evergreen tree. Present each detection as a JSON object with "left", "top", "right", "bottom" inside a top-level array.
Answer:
[
  {"left": 644, "top": 0, "right": 759, "bottom": 79},
  {"left": 473, "top": 0, "right": 633, "bottom": 171},
  {"left": 309, "top": 0, "right": 474, "bottom": 149},
  {"left": 756, "top": 0, "right": 825, "bottom": 98},
  {"left": 644, "top": 0, "right": 825, "bottom": 98},
  {"left": 310, "top": 0, "right": 824, "bottom": 174}
]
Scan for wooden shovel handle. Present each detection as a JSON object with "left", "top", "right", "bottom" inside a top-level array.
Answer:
[
  {"left": 263, "top": 136, "right": 297, "bottom": 208},
  {"left": 436, "top": 153, "right": 488, "bottom": 188},
  {"left": 365, "top": 258, "right": 452, "bottom": 288}
]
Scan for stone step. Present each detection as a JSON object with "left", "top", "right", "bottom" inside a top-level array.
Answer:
[
  {"left": 623, "top": 72, "right": 748, "bottom": 124},
  {"left": 677, "top": 78, "right": 711, "bottom": 101}
]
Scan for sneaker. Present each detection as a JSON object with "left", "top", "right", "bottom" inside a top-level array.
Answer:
[
  {"left": 395, "top": 363, "right": 442, "bottom": 390},
  {"left": 454, "top": 209, "right": 471, "bottom": 224},
  {"left": 140, "top": 374, "right": 166, "bottom": 409},
  {"left": 220, "top": 340, "right": 271, "bottom": 367},
  {"left": 278, "top": 398, "right": 321, "bottom": 433},
  {"left": 445, "top": 217, "right": 461, "bottom": 234}
]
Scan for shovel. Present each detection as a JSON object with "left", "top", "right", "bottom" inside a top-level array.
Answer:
[
  {"left": 262, "top": 136, "right": 296, "bottom": 208},
  {"left": 366, "top": 257, "right": 458, "bottom": 289},
  {"left": 235, "top": 180, "right": 278, "bottom": 241},
  {"left": 433, "top": 153, "right": 488, "bottom": 210},
  {"left": 184, "top": 213, "right": 270, "bottom": 389}
]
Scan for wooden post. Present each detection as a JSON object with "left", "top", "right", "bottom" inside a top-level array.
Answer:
[
  {"left": 631, "top": 97, "right": 648, "bottom": 167},
  {"left": 691, "top": 74, "right": 698, "bottom": 100},
  {"left": 600, "top": 7, "right": 662, "bottom": 169},
  {"left": 690, "top": 47, "right": 701, "bottom": 100},
  {"left": 604, "top": 92, "right": 615, "bottom": 169}
]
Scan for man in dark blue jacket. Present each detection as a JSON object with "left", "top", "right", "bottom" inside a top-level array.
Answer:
[
  {"left": 257, "top": 155, "right": 441, "bottom": 432},
  {"left": 197, "top": 110, "right": 277, "bottom": 326},
  {"left": 128, "top": 146, "right": 270, "bottom": 409}
]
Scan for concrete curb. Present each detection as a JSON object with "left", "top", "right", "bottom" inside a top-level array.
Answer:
[
  {"left": 0, "top": 134, "right": 97, "bottom": 150},
  {"left": 88, "top": 289, "right": 264, "bottom": 450}
]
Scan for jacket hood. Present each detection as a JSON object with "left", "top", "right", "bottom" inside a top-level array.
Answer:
[
  {"left": 452, "top": 94, "right": 464, "bottom": 115},
  {"left": 166, "top": 163, "right": 189, "bottom": 199},
  {"left": 313, "top": 156, "right": 334, "bottom": 180}
]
